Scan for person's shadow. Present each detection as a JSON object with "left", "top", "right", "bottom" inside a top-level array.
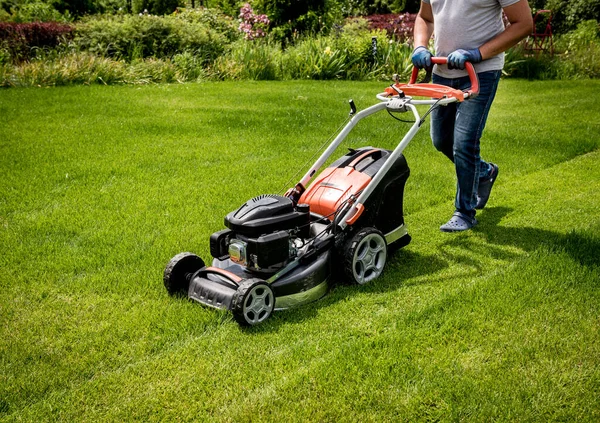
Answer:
[{"left": 454, "top": 206, "right": 599, "bottom": 269}]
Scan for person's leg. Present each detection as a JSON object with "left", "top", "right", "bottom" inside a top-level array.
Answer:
[
  {"left": 430, "top": 74, "right": 456, "bottom": 162},
  {"left": 451, "top": 70, "right": 502, "bottom": 219}
]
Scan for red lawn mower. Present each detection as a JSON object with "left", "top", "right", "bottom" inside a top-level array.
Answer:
[{"left": 164, "top": 58, "right": 479, "bottom": 326}]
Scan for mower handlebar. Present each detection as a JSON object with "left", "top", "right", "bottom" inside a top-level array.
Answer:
[{"left": 409, "top": 57, "right": 479, "bottom": 98}]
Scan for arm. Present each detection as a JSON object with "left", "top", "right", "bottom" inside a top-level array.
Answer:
[
  {"left": 479, "top": 0, "right": 533, "bottom": 60},
  {"left": 414, "top": 1, "right": 434, "bottom": 49}
]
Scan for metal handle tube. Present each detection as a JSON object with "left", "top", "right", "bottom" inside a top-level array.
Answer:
[
  {"left": 338, "top": 102, "right": 422, "bottom": 230},
  {"left": 299, "top": 101, "right": 388, "bottom": 187}
]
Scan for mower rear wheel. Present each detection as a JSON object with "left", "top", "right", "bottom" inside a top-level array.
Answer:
[
  {"left": 232, "top": 279, "right": 274, "bottom": 326},
  {"left": 343, "top": 227, "right": 387, "bottom": 285},
  {"left": 163, "top": 252, "right": 205, "bottom": 296}
]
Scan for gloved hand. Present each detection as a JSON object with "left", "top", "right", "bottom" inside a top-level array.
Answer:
[
  {"left": 447, "top": 48, "right": 482, "bottom": 70},
  {"left": 411, "top": 46, "right": 433, "bottom": 69}
]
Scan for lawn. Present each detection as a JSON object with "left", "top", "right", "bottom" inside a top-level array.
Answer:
[{"left": 1, "top": 79, "right": 599, "bottom": 422}]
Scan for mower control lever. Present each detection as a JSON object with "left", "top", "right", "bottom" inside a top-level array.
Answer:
[{"left": 349, "top": 99, "right": 357, "bottom": 116}]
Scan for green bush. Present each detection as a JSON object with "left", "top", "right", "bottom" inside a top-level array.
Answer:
[
  {"left": 132, "top": 0, "right": 182, "bottom": 15},
  {"left": 539, "top": 0, "right": 600, "bottom": 35},
  {"left": 282, "top": 36, "right": 351, "bottom": 79},
  {"left": 0, "top": 1, "right": 71, "bottom": 23},
  {"left": 172, "top": 50, "right": 205, "bottom": 81},
  {"left": 555, "top": 20, "right": 600, "bottom": 79},
  {"left": 74, "top": 12, "right": 236, "bottom": 62},
  {"left": 504, "top": 20, "right": 600, "bottom": 80},
  {"left": 212, "top": 39, "right": 281, "bottom": 80}
]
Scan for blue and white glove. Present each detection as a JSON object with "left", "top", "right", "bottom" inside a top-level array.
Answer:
[
  {"left": 411, "top": 46, "right": 433, "bottom": 69},
  {"left": 447, "top": 48, "right": 482, "bottom": 70}
]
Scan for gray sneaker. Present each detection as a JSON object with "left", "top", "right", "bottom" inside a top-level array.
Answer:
[{"left": 476, "top": 163, "right": 499, "bottom": 210}]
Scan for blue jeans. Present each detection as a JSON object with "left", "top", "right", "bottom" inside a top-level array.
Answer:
[{"left": 430, "top": 70, "right": 502, "bottom": 218}]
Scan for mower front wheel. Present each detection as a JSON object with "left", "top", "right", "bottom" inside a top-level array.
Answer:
[
  {"left": 232, "top": 279, "right": 275, "bottom": 327},
  {"left": 163, "top": 252, "right": 205, "bottom": 296},
  {"left": 343, "top": 227, "right": 387, "bottom": 285}
]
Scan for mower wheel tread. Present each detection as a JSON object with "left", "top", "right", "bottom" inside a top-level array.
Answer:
[
  {"left": 163, "top": 252, "right": 205, "bottom": 296},
  {"left": 343, "top": 227, "right": 387, "bottom": 285},
  {"left": 232, "top": 279, "right": 274, "bottom": 327}
]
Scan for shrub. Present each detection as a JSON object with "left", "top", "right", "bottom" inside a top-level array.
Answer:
[
  {"left": 282, "top": 36, "right": 352, "bottom": 79},
  {"left": 172, "top": 50, "right": 205, "bottom": 81},
  {"left": 0, "top": 21, "right": 74, "bottom": 62},
  {"left": 238, "top": 3, "right": 269, "bottom": 41},
  {"left": 174, "top": 7, "right": 238, "bottom": 43},
  {"left": 0, "top": 1, "right": 72, "bottom": 23},
  {"left": 74, "top": 13, "right": 234, "bottom": 62},
  {"left": 211, "top": 39, "right": 281, "bottom": 80},
  {"left": 0, "top": 51, "right": 186, "bottom": 86},
  {"left": 542, "top": 0, "right": 600, "bottom": 35},
  {"left": 555, "top": 20, "right": 600, "bottom": 78},
  {"left": 132, "top": 0, "right": 182, "bottom": 15},
  {"left": 364, "top": 13, "right": 416, "bottom": 43}
]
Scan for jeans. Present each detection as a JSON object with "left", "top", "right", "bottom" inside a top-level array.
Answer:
[{"left": 430, "top": 70, "right": 502, "bottom": 218}]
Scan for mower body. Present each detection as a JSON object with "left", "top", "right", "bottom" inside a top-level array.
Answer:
[{"left": 192, "top": 147, "right": 409, "bottom": 309}]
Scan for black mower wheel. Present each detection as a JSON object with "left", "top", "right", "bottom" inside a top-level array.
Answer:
[
  {"left": 163, "top": 252, "right": 205, "bottom": 296},
  {"left": 232, "top": 279, "right": 275, "bottom": 327},
  {"left": 343, "top": 227, "right": 387, "bottom": 285}
]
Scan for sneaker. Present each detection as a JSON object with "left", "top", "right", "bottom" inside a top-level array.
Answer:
[
  {"left": 440, "top": 212, "right": 478, "bottom": 232},
  {"left": 476, "top": 163, "right": 499, "bottom": 210}
]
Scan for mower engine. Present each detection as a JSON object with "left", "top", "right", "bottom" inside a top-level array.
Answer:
[{"left": 210, "top": 194, "right": 311, "bottom": 273}]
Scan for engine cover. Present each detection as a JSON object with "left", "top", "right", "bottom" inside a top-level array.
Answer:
[{"left": 224, "top": 194, "right": 310, "bottom": 238}]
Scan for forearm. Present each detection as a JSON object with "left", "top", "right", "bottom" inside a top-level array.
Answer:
[
  {"left": 479, "top": 0, "right": 533, "bottom": 60},
  {"left": 479, "top": 20, "right": 532, "bottom": 60}
]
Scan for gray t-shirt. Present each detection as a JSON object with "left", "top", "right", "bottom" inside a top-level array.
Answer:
[{"left": 422, "top": 0, "right": 521, "bottom": 78}]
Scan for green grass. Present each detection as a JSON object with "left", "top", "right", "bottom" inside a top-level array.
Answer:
[{"left": 1, "top": 80, "right": 599, "bottom": 422}]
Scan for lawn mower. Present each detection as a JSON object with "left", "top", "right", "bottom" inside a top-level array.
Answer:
[{"left": 164, "top": 58, "right": 479, "bottom": 326}]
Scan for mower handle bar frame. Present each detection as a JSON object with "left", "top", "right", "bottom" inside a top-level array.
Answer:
[{"left": 297, "top": 58, "right": 479, "bottom": 230}]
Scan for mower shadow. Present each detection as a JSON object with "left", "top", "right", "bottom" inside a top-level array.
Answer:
[
  {"left": 246, "top": 248, "right": 450, "bottom": 332},
  {"left": 244, "top": 206, "right": 599, "bottom": 332}
]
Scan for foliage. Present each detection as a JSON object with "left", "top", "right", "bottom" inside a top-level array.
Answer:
[
  {"left": 238, "top": 2, "right": 268, "bottom": 40},
  {"left": 0, "top": 1, "right": 72, "bottom": 22},
  {"left": 505, "top": 20, "right": 600, "bottom": 80},
  {"left": 132, "top": 0, "right": 182, "bottom": 16},
  {"left": 211, "top": 38, "right": 280, "bottom": 79},
  {"left": 340, "top": 0, "right": 419, "bottom": 15},
  {"left": 251, "top": 0, "right": 330, "bottom": 42},
  {"left": 74, "top": 12, "right": 236, "bottom": 62},
  {"left": 555, "top": 19, "right": 600, "bottom": 78},
  {"left": 0, "top": 21, "right": 74, "bottom": 62},
  {"left": 531, "top": 0, "right": 600, "bottom": 35},
  {"left": 175, "top": 7, "right": 239, "bottom": 42},
  {"left": 364, "top": 12, "right": 415, "bottom": 43}
]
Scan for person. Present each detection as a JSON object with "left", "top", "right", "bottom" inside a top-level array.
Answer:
[{"left": 411, "top": 0, "right": 533, "bottom": 232}]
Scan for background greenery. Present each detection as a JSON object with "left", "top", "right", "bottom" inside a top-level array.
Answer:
[
  {"left": 1, "top": 79, "right": 599, "bottom": 421},
  {"left": 0, "top": 0, "right": 599, "bottom": 86}
]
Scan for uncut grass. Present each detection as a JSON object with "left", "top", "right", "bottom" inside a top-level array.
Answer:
[{"left": 1, "top": 81, "right": 599, "bottom": 421}]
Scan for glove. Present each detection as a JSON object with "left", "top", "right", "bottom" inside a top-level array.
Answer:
[
  {"left": 411, "top": 46, "right": 433, "bottom": 69},
  {"left": 447, "top": 48, "right": 482, "bottom": 70}
]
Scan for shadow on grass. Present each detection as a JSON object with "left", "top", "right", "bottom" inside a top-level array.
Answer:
[
  {"left": 474, "top": 206, "right": 599, "bottom": 268},
  {"left": 245, "top": 206, "right": 599, "bottom": 332}
]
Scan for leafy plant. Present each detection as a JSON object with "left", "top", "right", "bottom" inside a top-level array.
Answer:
[
  {"left": 0, "top": 21, "right": 74, "bottom": 62},
  {"left": 212, "top": 38, "right": 281, "bottom": 80},
  {"left": 74, "top": 14, "right": 233, "bottom": 62}
]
